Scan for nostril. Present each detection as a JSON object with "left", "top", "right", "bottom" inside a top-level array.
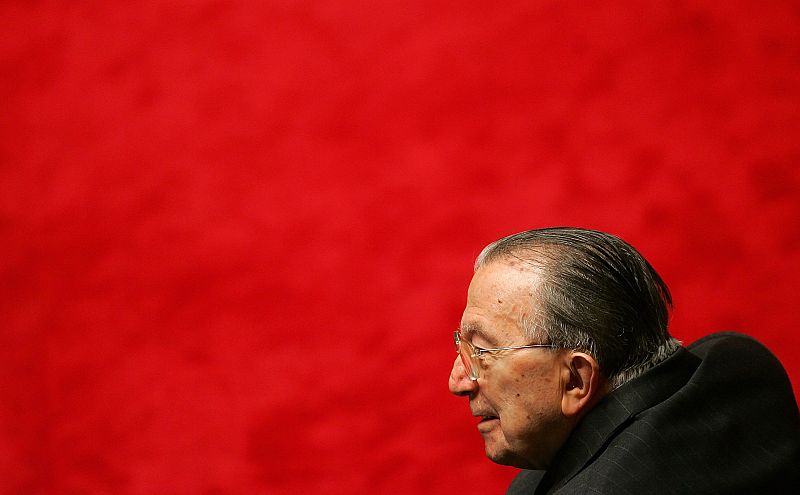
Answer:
[{"left": 449, "top": 364, "right": 479, "bottom": 397}]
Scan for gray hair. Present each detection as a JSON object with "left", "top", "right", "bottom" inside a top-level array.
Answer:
[{"left": 475, "top": 227, "right": 681, "bottom": 389}]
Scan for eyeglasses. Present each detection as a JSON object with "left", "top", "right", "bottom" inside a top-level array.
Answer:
[{"left": 454, "top": 331, "right": 558, "bottom": 381}]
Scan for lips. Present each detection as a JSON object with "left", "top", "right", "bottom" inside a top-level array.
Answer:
[
  {"left": 474, "top": 413, "right": 499, "bottom": 423},
  {"left": 475, "top": 413, "right": 500, "bottom": 433}
]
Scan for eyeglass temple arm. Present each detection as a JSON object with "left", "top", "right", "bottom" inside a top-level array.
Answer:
[{"left": 473, "top": 344, "right": 558, "bottom": 355}]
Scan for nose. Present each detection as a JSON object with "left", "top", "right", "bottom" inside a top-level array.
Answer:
[{"left": 449, "top": 356, "right": 478, "bottom": 396}]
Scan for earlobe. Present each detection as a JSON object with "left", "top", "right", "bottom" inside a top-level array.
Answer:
[{"left": 561, "top": 353, "right": 604, "bottom": 418}]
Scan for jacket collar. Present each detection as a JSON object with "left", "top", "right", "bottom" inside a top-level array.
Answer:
[{"left": 536, "top": 346, "right": 701, "bottom": 493}]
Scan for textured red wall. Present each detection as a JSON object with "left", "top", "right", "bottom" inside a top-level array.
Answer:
[{"left": 2, "top": 1, "right": 799, "bottom": 494}]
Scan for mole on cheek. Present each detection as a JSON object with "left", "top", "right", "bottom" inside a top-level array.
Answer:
[{"left": 497, "top": 299, "right": 502, "bottom": 304}]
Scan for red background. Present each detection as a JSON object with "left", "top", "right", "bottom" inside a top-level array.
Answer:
[{"left": 2, "top": 1, "right": 799, "bottom": 494}]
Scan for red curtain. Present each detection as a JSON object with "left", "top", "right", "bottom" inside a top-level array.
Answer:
[{"left": 2, "top": 1, "right": 798, "bottom": 493}]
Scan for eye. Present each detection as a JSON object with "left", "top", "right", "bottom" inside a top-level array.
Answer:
[{"left": 473, "top": 345, "right": 488, "bottom": 358}]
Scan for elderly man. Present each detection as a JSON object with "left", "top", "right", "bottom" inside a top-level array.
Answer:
[{"left": 449, "top": 227, "right": 799, "bottom": 494}]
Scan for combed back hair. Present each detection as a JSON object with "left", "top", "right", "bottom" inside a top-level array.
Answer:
[{"left": 475, "top": 227, "right": 681, "bottom": 389}]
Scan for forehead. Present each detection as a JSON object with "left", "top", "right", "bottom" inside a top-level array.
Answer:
[{"left": 460, "top": 260, "right": 542, "bottom": 343}]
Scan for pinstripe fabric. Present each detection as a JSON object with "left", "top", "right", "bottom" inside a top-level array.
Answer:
[{"left": 506, "top": 333, "right": 800, "bottom": 494}]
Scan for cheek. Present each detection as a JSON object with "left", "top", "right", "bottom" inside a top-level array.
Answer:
[{"left": 492, "top": 364, "right": 562, "bottom": 419}]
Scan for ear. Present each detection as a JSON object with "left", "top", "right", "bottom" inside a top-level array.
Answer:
[{"left": 560, "top": 352, "right": 605, "bottom": 418}]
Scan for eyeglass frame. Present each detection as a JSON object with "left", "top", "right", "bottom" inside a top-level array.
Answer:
[{"left": 454, "top": 330, "right": 559, "bottom": 381}]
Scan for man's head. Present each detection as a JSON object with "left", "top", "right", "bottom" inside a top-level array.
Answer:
[{"left": 449, "top": 227, "right": 680, "bottom": 469}]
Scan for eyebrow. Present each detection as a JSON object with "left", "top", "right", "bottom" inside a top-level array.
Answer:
[{"left": 459, "top": 323, "right": 497, "bottom": 346}]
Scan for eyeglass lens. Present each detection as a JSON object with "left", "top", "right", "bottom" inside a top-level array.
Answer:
[{"left": 454, "top": 332, "right": 478, "bottom": 380}]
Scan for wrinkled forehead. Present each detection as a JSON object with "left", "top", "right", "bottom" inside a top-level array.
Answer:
[
  {"left": 467, "top": 259, "right": 543, "bottom": 302},
  {"left": 461, "top": 260, "right": 544, "bottom": 343}
]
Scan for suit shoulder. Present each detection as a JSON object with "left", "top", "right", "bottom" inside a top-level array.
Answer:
[
  {"left": 505, "top": 470, "right": 545, "bottom": 495},
  {"left": 687, "top": 331, "right": 794, "bottom": 393}
]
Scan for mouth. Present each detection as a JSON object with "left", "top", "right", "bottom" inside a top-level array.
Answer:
[{"left": 475, "top": 414, "right": 500, "bottom": 433}]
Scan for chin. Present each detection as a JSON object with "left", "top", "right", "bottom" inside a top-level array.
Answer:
[
  {"left": 483, "top": 431, "right": 553, "bottom": 469},
  {"left": 484, "top": 444, "right": 538, "bottom": 470}
]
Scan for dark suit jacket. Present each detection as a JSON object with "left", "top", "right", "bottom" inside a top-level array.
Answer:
[{"left": 506, "top": 333, "right": 800, "bottom": 494}]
